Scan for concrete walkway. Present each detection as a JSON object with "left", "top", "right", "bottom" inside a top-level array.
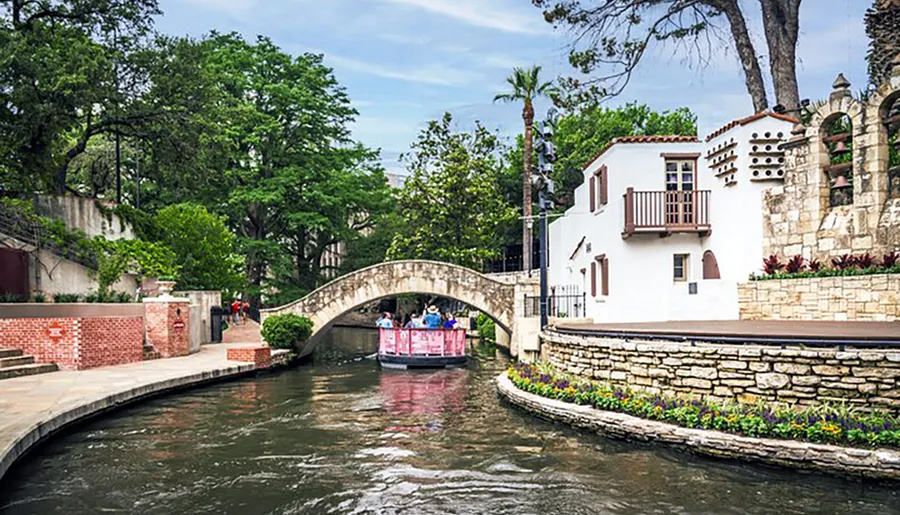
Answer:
[
  {"left": 222, "top": 319, "right": 263, "bottom": 344},
  {"left": 0, "top": 343, "right": 282, "bottom": 483}
]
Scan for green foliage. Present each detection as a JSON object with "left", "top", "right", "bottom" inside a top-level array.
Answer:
[
  {"left": 84, "top": 290, "right": 133, "bottom": 303},
  {"left": 153, "top": 203, "right": 243, "bottom": 292},
  {"left": 0, "top": 293, "right": 28, "bottom": 303},
  {"left": 94, "top": 238, "right": 179, "bottom": 280},
  {"left": 475, "top": 313, "right": 497, "bottom": 344},
  {"left": 95, "top": 249, "right": 130, "bottom": 295},
  {"left": 520, "top": 102, "right": 697, "bottom": 210},
  {"left": 31, "top": 291, "right": 46, "bottom": 303},
  {"left": 509, "top": 362, "right": 900, "bottom": 449},
  {"left": 53, "top": 293, "right": 82, "bottom": 303},
  {"left": 261, "top": 314, "right": 314, "bottom": 349},
  {"left": 387, "top": 113, "right": 517, "bottom": 268}
]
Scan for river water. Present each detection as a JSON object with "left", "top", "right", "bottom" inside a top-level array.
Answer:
[{"left": 2, "top": 327, "right": 899, "bottom": 515}]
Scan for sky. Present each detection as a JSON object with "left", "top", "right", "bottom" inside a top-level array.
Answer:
[{"left": 156, "top": 0, "right": 870, "bottom": 176}]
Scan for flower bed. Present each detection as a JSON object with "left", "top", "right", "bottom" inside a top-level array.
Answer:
[
  {"left": 749, "top": 252, "right": 900, "bottom": 281},
  {"left": 508, "top": 362, "right": 900, "bottom": 449}
]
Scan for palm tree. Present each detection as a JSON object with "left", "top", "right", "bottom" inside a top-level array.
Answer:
[{"left": 494, "top": 66, "right": 556, "bottom": 272}]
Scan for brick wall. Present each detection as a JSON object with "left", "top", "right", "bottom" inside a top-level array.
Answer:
[
  {"left": 738, "top": 275, "right": 900, "bottom": 321},
  {"left": 544, "top": 330, "right": 900, "bottom": 412},
  {"left": 144, "top": 299, "right": 190, "bottom": 358},
  {"left": 0, "top": 316, "right": 143, "bottom": 370},
  {"left": 226, "top": 346, "right": 271, "bottom": 368}
]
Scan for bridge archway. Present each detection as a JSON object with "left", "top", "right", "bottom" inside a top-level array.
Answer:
[{"left": 260, "top": 260, "right": 518, "bottom": 355}]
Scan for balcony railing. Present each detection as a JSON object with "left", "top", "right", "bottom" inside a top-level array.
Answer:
[{"left": 622, "top": 188, "right": 711, "bottom": 238}]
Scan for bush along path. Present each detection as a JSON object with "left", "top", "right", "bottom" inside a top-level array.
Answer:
[{"left": 508, "top": 362, "right": 900, "bottom": 450}]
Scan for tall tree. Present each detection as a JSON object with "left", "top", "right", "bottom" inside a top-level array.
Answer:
[
  {"left": 198, "top": 33, "right": 392, "bottom": 305},
  {"left": 866, "top": 0, "right": 900, "bottom": 86},
  {"left": 0, "top": 0, "right": 163, "bottom": 194},
  {"left": 387, "top": 113, "right": 517, "bottom": 269},
  {"left": 494, "top": 66, "right": 557, "bottom": 271},
  {"left": 532, "top": 0, "right": 803, "bottom": 112}
]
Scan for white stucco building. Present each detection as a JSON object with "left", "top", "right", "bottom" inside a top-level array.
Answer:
[{"left": 548, "top": 113, "right": 797, "bottom": 323}]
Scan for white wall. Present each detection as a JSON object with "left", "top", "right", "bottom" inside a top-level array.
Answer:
[
  {"left": 37, "top": 195, "right": 135, "bottom": 240},
  {"left": 549, "top": 116, "right": 794, "bottom": 324}
]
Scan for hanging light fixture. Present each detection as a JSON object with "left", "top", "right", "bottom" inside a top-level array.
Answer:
[
  {"left": 833, "top": 140, "right": 849, "bottom": 153},
  {"left": 832, "top": 175, "right": 850, "bottom": 189}
]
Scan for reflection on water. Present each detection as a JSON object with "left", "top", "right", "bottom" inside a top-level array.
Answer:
[{"left": 2, "top": 328, "right": 899, "bottom": 514}]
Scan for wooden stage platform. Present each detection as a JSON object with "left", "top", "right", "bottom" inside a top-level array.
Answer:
[{"left": 553, "top": 320, "right": 900, "bottom": 347}]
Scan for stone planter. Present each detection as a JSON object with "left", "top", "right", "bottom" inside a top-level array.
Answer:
[{"left": 156, "top": 280, "right": 177, "bottom": 297}]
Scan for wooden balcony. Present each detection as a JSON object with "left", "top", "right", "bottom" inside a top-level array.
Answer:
[{"left": 622, "top": 188, "right": 711, "bottom": 238}]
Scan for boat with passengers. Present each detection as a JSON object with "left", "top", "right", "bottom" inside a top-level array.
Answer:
[{"left": 378, "top": 327, "right": 467, "bottom": 369}]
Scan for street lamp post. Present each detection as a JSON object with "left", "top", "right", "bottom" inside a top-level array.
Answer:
[{"left": 535, "top": 107, "right": 559, "bottom": 330}]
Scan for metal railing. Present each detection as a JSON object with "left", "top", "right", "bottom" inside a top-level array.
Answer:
[
  {"left": 623, "top": 188, "right": 711, "bottom": 236},
  {"left": 525, "top": 286, "right": 586, "bottom": 319}
]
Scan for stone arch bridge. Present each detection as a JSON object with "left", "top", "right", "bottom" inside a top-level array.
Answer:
[{"left": 259, "top": 260, "right": 539, "bottom": 358}]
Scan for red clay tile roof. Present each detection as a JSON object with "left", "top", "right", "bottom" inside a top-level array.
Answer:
[
  {"left": 581, "top": 135, "right": 700, "bottom": 171},
  {"left": 705, "top": 112, "right": 799, "bottom": 142}
]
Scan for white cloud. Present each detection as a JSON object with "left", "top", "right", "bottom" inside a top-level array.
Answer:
[
  {"left": 328, "top": 55, "right": 483, "bottom": 86},
  {"left": 381, "top": 0, "right": 548, "bottom": 35}
]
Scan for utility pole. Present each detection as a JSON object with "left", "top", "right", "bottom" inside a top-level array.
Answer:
[{"left": 535, "top": 107, "right": 559, "bottom": 330}]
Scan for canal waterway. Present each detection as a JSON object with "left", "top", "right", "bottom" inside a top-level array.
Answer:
[{"left": 2, "top": 327, "right": 900, "bottom": 514}]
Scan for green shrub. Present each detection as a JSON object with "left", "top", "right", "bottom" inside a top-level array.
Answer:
[
  {"left": 31, "top": 291, "right": 46, "bottom": 303},
  {"left": 53, "top": 293, "right": 81, "bottom": 303},
  {"left": 475, "top": 313, "right": 496, "bottom": 344},
  {"left": 0, "top": 293, "right": 27, "bottom": 303},
  {"left": 261, "top": 314, "right": 313, "bottom": 349},
  {"left": 84, "top": 290, "right": 133, "bottom": 303}
]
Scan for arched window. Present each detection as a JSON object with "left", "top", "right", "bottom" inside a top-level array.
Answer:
[
  {"left": 702, "top": 250, "right": 720, "bottom": 280},
  {"left": 822, "top": 114, "right": 854, "bottom": 207},
  {"left": 882, "top": 93, "right": 900, "bottom": 199}
]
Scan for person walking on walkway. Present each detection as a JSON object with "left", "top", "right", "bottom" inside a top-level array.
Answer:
[{"left": 231, "top": 299, "right": 241, "bottom": 325}]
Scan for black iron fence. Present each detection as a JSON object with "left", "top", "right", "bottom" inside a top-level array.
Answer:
[{"left": 524, "top": 286, "right": 586, "bottom": 319}]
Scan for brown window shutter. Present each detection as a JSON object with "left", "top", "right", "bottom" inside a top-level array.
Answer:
[
  {"left": 589, "top": 176, "right": 596, "bottom": 212},
  {"left": 601, "top": 257, "right": 609, "bottom": 296},
  {"left": 600, "top": 166, "right": 609, "bottom": 205},
  {"left": 590, "top": 261, "right": 597, "bottom": 297}
]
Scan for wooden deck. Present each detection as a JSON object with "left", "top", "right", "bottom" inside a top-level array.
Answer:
[{"left": 554, "top": 320, "right": 900, "bottom": 344}]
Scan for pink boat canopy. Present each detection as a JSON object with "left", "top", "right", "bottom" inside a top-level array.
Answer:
[{"left": 379, "top": 328, "right": 467, "bottom": 357}]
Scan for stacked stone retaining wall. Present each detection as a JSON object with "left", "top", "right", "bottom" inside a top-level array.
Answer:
[
  {"left": 543, "top": 330, "right": 900, "bottom": 412},
  {"left": 739, "top": 275, "right": 900, "bottom": 321}
]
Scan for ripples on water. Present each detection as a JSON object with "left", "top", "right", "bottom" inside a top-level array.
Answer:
[{"left": 2, "top": 330, "right": 900, "bottom": 515}]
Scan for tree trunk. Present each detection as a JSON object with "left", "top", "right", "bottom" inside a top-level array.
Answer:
[
  {"left": 759, "top": 0, "right": 802, "bottom": 111},
  {"left": 522, "top": 101, "right": 534, "bottom": 272},
  {"left": 716, "top": 0, "right": 769, "bottom": 112}
]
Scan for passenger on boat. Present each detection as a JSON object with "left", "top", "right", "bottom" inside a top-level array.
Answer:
[
  {"left": 406, "top": 314, "right": 425, "bottom": 328},
  {"left": 376, "top": 312, "right": 393, "bottom": 329},
  {"left": 442, "top": 314, "right": 458, "bottom": 329},
  {"left": 423, "top": 306, "right": 442, "bottom": 329}
]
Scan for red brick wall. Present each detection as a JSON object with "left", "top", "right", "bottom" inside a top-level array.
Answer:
[
  {"left": 144, "top": 300, "right": 190, "bottom": 358},
  {"left": 80, "top": 317, "right": 143, "bottom": 369},
  {"left": 227, "top": 346, "right": 271, "bottom": 368},
  {"left": 0, "top": 317, "right": 80, "bottom": 369},
  {"left": 0, "top": 316, "right": 143, "bottom": 370}
]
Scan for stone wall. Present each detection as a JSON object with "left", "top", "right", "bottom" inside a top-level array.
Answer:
[
  {"left": 738, "top": 275, "right": 900, "bottom": 321},
  {"left": 543, "top": 330, "right": 900, "bottom": 412},
  {"left": 0, "top": 315, "right": 143, "bottom": 370},
  {"left": 762, "top": 68, "right": 900, "bottom": 262}
]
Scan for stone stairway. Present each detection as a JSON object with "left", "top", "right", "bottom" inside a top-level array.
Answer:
[
  {"left": 0, "top": 348, "right": 58, "bottom": 380},
  {"left": 142, "top": 343, "right": 161, "bottom": 361}
]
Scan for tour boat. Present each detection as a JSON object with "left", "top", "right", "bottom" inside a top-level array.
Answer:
[{"left": 377, "top": 328, "right": 467, "bottom": 369}]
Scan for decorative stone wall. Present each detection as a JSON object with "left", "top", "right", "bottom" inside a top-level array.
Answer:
[
  {"left": 738, "top": 275, "right": 900, "bottom": 321},
  {"left": 0, "top": 316, "right": 143, "bottom": 370},
  {"left": 762, "top": 66, "right": 900, "bottom": 262},
  {"left": 497, "top": 373, "right": 900, "bottom": 481},
  {"left": 543, "top": 330, "right": 900, "bottom": 412}
]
